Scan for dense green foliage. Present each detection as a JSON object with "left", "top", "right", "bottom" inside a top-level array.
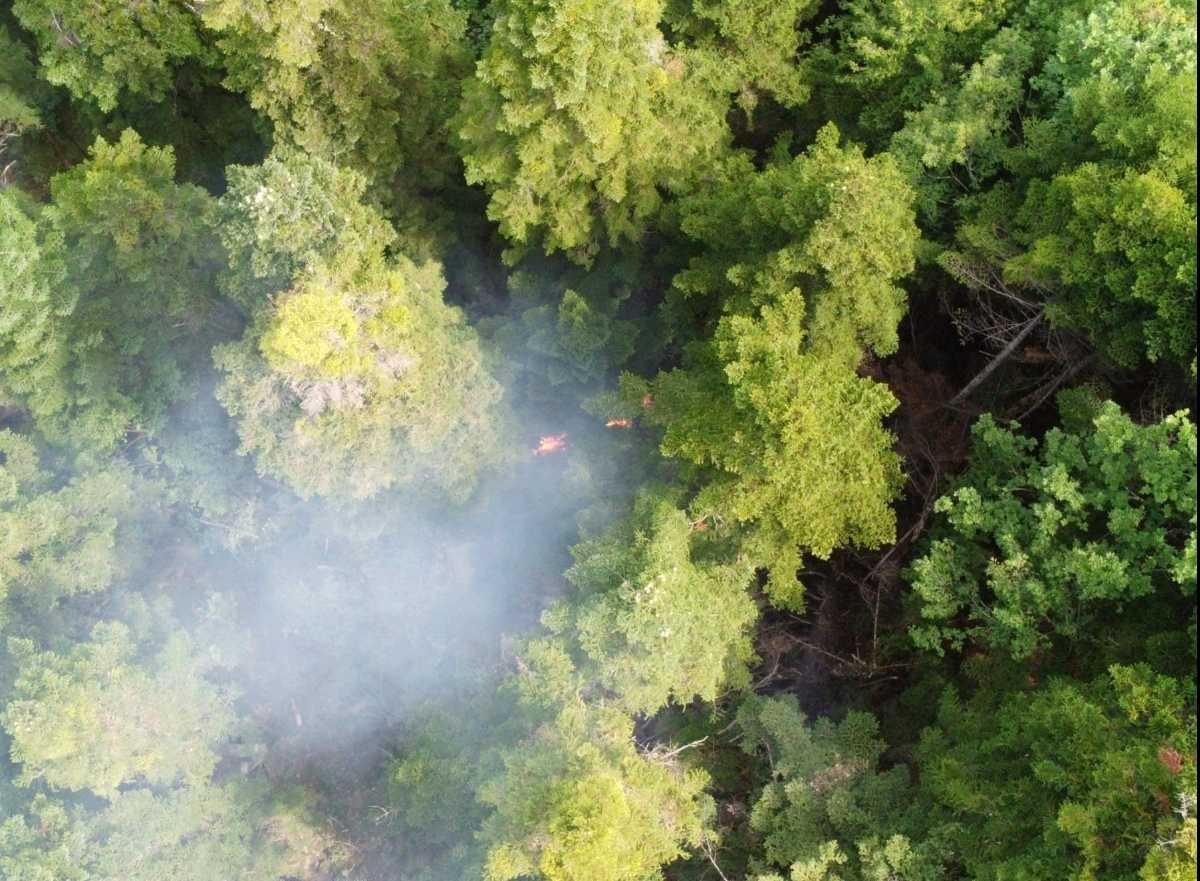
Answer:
[
  {"left": 0, "top": 0, "right": 1194, "bottom": 879},
  {"left": 911, "top": 400, "right": 1197, "bottom": 658},
  {"left": 456, "top": 0, "right": 729, "bottom": 260},
  {"left": 0, "top": 131, "right": 221, "bottom": 450}
]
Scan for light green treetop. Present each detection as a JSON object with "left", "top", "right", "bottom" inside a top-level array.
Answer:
[
  {"left": 477, "top": 699, "right": 711, "bottom": 881},
  {"left": 456, "top": 0, "right": 730, "bottom": 261},
  {"left": 215, "top": 252, "right": 507, "bottom": 502},
  {"left": 605, "top": 127, "right": 915, "bottom": 608},
  {"left": 556, "top": 486, "right": 759, "bottom": 715}
]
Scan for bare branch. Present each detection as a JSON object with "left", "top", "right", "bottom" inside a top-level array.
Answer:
[
  {"left": 949, "top": 310, "right": 1044, "bottom": 406},
  {"left": 700, "top": 836, "right": 732, "bottom": 881}
]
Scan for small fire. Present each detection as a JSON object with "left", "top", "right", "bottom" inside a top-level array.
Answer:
[
  {"left": 605, "top": 418, "right": 633, "bottom": 429},
  {"left": 533, "top": 433, "right": 569, "bottom": 456},
  {"left": 641, "top": 394, "right": 655, "bottom": 410}
]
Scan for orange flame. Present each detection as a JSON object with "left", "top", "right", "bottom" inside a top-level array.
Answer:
[
  {"left": 605, "top": 418, "right": 633, "bottom": 429},
  {"left": 533, "top": 433, "right": 569, "bottom": 456}
]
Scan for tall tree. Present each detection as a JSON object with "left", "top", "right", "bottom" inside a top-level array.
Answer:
[
  {"left": 808, "top": 0, "right": 1018, "bottom": 143},
  {"left": 892, "top": 0, "right": 1197, "bottom": 367},
  {"left": 456, "top": 0, "right": 730, "bottom": 261},
  {"left": 913, "top": 661, "right": 1196, "bottom": 881},
  {"left": 736, "top": 694, "right": 944, "bottom": 881},
  {"left": 558, "top": 486, "right": 759, "bottom": 715},
  {"left": 0, "top": 131, "right": 221, "bottom": 451},
  {"left": 0, "top": 24, "right": 43, "bottom": 173},
  {"left": 607, "top": 126, "right": 917, "bottom": 608},
  {"left": 203, "top": 0, "right": 470, "bottom": 201},
  {"left": 0, "top": 430, "right": 147, "bottom": 630},
  {"left": 910, "top": 400, "right": 1197, "bottom": 659},
  {"left": 9, "top": 0, "right": 211, "bottom": 111},
  {"left": 664, "top": 0, "right": 819, "bottom": 119},
  {"left": 0, "top": 795, "right": 89, "bottom": 881},
  {"left": 215, "top": 149, "right": 397, "bottom": 314},
  {"left": 477, "top": 698, "right": 711, "bottom": 881}
]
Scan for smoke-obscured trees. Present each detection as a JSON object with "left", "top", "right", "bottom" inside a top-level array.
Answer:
[
  {"left": 214, "top": 150, "right": 508, "bottom": 502},
  {"left": 560, "top": 486, "right": 759, "bottom": 715},
  {"left": 0, "top": 430, "right": 148, "bottom": 630},
  {"left": 2, "top": 623, "right": 236, "bottom": 798},
  {"left": 215, "top": 254, "right": 506, "bottom": 502},
  {"left": 0, "top": 783, "right": 350, "bottom": 881}
]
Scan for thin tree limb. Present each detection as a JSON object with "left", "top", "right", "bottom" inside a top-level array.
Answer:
[{"left": 1017, "top": 352, "right": 1097, "bottom": 421}]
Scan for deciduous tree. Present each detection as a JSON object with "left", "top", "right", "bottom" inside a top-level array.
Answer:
[{"left": 910, "top": 400, "right": 1197, "bottom": 659}]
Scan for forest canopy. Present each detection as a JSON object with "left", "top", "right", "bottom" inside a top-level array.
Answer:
[{"left": 0, "top": 1, "right": 1195, "bottom": 880}]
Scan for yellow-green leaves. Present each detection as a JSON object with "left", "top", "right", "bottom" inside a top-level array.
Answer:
[
  {"left": 622, "top": 126, "right": 916, "bottom": 608},
  {"left": 260, "top": 285, "right": 366, "bottom": 378},
  {"left": 214, "top": 150, "right": 508, "bottom": 502},
  {"left": 217, "top": 254, "right": 506, "bottom": 502},
  {"left": 457, "top": 0, "right": 730, "bottom": 261},
  {"left": 478, "top": 700, "right": 709, "bottom": 881},
  {"left": 205, "top": 0, "right": 470, "bottom": 202},
  {"left": 566, "top": 488, "right": 759, "bottom": 714}
]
